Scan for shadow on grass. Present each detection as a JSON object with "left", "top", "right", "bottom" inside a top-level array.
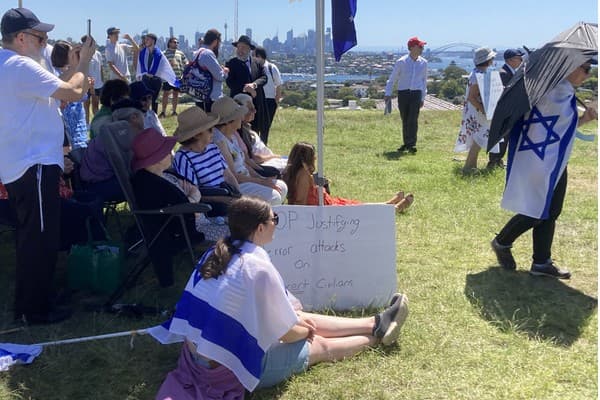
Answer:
[
  {"left": 381, "top": 150, "right": 417, "bottom": 160},
  {"left": 451, "top": 163, "right": 500, "bottom": 179},
  {"left": 465, "top": 267, "right": 597, "bottom": 347}
]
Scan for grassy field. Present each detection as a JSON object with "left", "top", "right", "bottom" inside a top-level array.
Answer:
[{"left": 0, "top": 107, "right": 597, "bottom": 400}]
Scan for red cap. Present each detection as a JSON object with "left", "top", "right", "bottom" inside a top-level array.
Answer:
[{"left": 407, "top": 36, "right": 427, "bottom": 48}]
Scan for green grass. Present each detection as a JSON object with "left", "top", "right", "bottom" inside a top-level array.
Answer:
[{"left": 0, "top": 107, "right": 597, "bottom": 399}]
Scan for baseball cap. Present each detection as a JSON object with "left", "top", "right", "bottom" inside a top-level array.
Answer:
[
  {"left": 106, "top": 26, "right": 120, "bottom": 36},
  {"left": 407, "top": 36, "right": 426, "bottom": 48},
  {"left": 1, "top": 8, "right": 54, "bottom": 36},
  {"left": 503, "top": 48, "right": 525, "bottom": 60}
]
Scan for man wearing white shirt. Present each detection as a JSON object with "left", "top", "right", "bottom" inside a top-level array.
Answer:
[
  {"left": 104, "top": 26, "right": 138, "bottom": 82},
  {"left": 82, "top": 34, "right": 104, "bottom": 124},
  {"left": 254, "top": 46, "right": 282, "bottom": 142},
  {"left": 384, "top": 36, "right": 428, "bottom": 154}
]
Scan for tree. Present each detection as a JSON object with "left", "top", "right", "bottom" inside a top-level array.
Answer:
[
  {"left": 443, "top": 62, "right": 468, "bottom": 80},
  {"left": 440, "top": 79, "right": 464, "bottom": 100}
]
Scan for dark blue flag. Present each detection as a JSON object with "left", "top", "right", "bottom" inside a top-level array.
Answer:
[{"left": 332, "top": 0, "right": 357, "bottom": 62}]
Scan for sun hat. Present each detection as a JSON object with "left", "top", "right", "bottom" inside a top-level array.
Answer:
[
  {"left": 407, "top": 36, "right": 426, "bottom": 48},
  {"left": 212, "top": 97, "right": 248, "bottom": 125},
  {"left": 503, "top": 48, "right": 525, "bottom": 60},
  {"left": 106, "top": 26, "right": 120, "bottom": 36},
  {"left": 473, "top": 47, "right": 497, "bottom": 65},
  {"left": 232, "top": 35, "right": 256, "bottom": 50},
  {"left": 1, "top": 8, "right": 54, "bottom": 36},
  {"left": 131, "top": 128, "right": 176, "bottom": 172},
  {"left": 173, "top": 107, "right": 221, "bottom": 143},
  {"left": 233, "top": 93, "right": 253, "bottom": 107}
]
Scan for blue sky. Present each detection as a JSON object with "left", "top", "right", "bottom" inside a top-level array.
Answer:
[{"left": 6, "top": 0, "right": 599, "bottom": 50}]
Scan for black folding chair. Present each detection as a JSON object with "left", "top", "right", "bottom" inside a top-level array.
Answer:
[{"left": 98, "top": 121, "right": 213, "bottom": 312}]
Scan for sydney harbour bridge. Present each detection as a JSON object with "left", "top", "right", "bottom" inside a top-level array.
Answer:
[{"left": 425, "top": 43, "right": 483, "bottom": 59}]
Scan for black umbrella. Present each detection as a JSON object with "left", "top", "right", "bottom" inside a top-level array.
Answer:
[{"left": 487, "top": 22, "right": 598, "bottom": 151}]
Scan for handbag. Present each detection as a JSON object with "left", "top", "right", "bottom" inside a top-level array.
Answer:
[
  {"left": 179, "top": 49, "right": 213, "bottom": 102},
  {"left": 67, "top": 218, "right": 125, "bottom": 294}
]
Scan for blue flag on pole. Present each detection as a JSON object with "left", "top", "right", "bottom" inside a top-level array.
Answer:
[{"left": 332, "top": 0, "right": 357, "bottom": 61}]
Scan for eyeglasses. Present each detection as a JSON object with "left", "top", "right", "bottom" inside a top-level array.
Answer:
[
  {"left": 580, "top": 65, "right": 592, "bottom": 74},
  {"left": 22, "top": 31, "right": 47, "bottom": 45},
  {"left": 269, "top": 212, "right": 279, "bottom": 226}
]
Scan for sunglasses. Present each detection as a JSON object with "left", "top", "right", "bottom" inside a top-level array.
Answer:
[
  {"left": 580, "top": 65, "right": 592, "bottom": 74},
  {"left": 22, "top": 31, "right": 47, "bottom": 45},
  {"left": 269, "top": 212, "right": 279, "bottom": 226}
]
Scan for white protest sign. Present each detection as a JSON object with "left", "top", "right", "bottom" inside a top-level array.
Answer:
[
  {"left": 266, "top": 204, "right": 397, "bottom": 311},
  {"left": 476, "top": 70, "right": 503, "bottom": 120}
]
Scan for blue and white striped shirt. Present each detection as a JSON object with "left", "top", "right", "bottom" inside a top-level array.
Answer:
[{"left": 173, "top": 145, "right": 228, "bottom": 187}]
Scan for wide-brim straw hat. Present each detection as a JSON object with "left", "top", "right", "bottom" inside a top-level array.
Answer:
[
  {"left": 173, "top": 107, "right": 221, "bottom": 143},
  {"left": 473, "top": 47, "right": 497, "bottom": 65},
  {"left": 212, "top": 96, "right": 248, "bottom": 125},
  {"left": 131, "top": 128, "right": 176, "bottom": 172}
]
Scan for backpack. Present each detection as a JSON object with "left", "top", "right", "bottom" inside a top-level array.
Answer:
[{"left": 179, "top": 49, "right": 213, "bottom": 102}]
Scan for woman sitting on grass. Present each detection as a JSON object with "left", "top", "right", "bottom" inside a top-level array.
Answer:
[
  {"left": 283, "top": 142, "right": 414, "bottom": 212},
  {"left": 152, "top": 196, "right": 409, "bottom": 398}
]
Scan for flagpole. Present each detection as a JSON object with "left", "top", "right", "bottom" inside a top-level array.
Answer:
[
  {"left": 315, "top": 0, "right": 325, "bottom": 206},
  {"left": 33, "top": 329, "right": 149, "bottom": 347},
  {"left": 18, "top": 1, "right": 23, "bottom": 7}
]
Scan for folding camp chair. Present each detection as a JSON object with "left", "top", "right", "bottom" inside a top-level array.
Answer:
[{"left": 98, "top": 121, "right": 213, "bottom": 311}]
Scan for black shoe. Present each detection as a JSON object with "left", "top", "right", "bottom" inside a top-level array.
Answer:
[
  {"left": 529, "top": 260, "right": 571, "bottom": 279},
  {"left": 397, "top": 145, "right": 408, "bottom": 153},
  {"left": 158, "top": 112, "right": 166, "bottom": 118},
  {"left": 21, "top": 307, "right": 72, "bottom": 325},
  {"left": 407, "top": 147, "right": 417, "bottom": 154},
  {"left": 486, "top": 160, "right": 505, "bottom": 169},
  {"left": 171, "top": 111, "right": 178, "bottom": 116},
  {"left": 491, "top": 238, "right": 516, "bottom": 270}
]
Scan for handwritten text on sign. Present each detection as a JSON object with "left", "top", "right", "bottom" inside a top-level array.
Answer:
[{"left": 266, "top": 204, "right": 397, "bottom": 311}]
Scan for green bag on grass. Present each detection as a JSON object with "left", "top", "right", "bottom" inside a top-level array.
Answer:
[{"left": 67, "top": 218, "right": 125, "bottom": 294}]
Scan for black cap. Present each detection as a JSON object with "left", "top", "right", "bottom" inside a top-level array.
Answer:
[
  {"left": 146, "top": 33, "right": 157, "bottom": 42},
  {"left": 129, "top": 81, "right": 153, "bottom": 101},
  {"left": 503, "top": 49, "right": 525, "bottom": 60},
  {"left": 111, "top": 97, "right": 145, "bottom": 112},
  {"left": 232, "top": 35, "right": 255, "bottom": 50},
  {"left": 1, "top": 8, "right": 54, "bottom": 36},
  {"left": 106, "top": 26, "right": 120, "bottom": 36}
]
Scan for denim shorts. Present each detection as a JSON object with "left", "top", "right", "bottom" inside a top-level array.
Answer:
[{"left": 255, "top": 340, "right": 310, "bottom": 389}]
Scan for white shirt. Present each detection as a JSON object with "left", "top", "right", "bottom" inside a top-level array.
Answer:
[
  {"left": 262, "top": 60, "right": 282, "bottom": 99},
  {"left": 89, "top": 50, "right": 104, "bottom": 89},
  {"left": 384, "top": 54, "right": 428, "bottom": 100},
  {"left": 105, "top": 41, "right": 131, "bottom": 80},
  {"left": 0, "top": 49, "right": 63, "bottom": 183}
]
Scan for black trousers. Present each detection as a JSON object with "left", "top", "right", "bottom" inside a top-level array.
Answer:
[
  {"left": 488, "top": 138, "right": 508, "bottom": 164},
  {"left": 195, "top": 99, "right": 213, "bottom": 112},
  {"left": 265, "top": 98, "right": 278, "bottom": 135},
  {"left": 5, "top": 164, "right": 61, "bottom": 318},
  {"left": 142, "top": 75, "right": 163, "bottom": 113},
  {"left": 495, "top": 169, "right": 568, "bottom": 264},
  {"left": 396, "top": 90, "right": 422, "bottom": 148}
]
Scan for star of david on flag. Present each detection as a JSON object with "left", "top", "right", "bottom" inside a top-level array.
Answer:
[{"left": 517, "top": 107, "right": 561, "bottom": 160}]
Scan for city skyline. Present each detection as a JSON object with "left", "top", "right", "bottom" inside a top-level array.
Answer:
[{"left": 5, "top": 0, "right": 599, "bottom": 51}]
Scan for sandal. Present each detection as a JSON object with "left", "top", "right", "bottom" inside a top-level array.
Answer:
[
  {"left": 395, "top": 193, "right": 414, "bottom": 213},
  {"left": 388, "top": 191, "right": 405, "bottom": 205}
]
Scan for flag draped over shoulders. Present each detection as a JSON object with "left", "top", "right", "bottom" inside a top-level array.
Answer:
[
  {"left": 502, "top": 80, "right": 578, "bottom": 219},
  {"left": 332, "top": 0, "right": 357, "bottom": 61},
  {"left": 149, "top": 241, "right": 298, "bottom": 391},
  {"left": 136, "top": 47, "right": 179, "bottom": 87}
]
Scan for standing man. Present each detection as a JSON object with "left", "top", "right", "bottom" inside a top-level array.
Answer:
[
  {"left": 254, "top": 46, "right": 283, "bottom": 143},
  {"left": 384, "top": 36, "right": 428, "bottom": 154},
  {"left": 160, "top": 37, "right": 187, "bottom": 117},
  {"left": 225, "top": 35, "right": 268, "bottom": 143},
  {"left": 104, "top": 26, "right": 138, "bottom": 82},
  {"left": 487, "top": 48, "right": 525, "bottom": 169},
  {"left": 136, "top": 33, "right": 177, "bottom": 114},
  {"left": 0, "top": 7, "right": 95, "bottom": 324},
  {"left": 194, "top": 29, "right": 228, "bottom": 112},
  {"left": 82, "top": 34, "right": 104, "bottom": 124}
]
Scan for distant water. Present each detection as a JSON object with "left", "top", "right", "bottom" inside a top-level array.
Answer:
[{"left": 281, "top": 56, "right": 504, "bottom": 83}]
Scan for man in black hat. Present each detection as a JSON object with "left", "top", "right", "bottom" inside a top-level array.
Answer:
[
  {"left": 0, "top": 7, "right": 96, "bottom": 324},
  {"left": 225, "top": 35, "right": 270, "bottom": 143},
  {"left": 487, "top": 48, "right": 525, "bottom": 169}
]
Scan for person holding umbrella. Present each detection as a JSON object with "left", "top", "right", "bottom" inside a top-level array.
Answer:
[{"left": 489, "top": 22, "right": 597, "bottom": 279}]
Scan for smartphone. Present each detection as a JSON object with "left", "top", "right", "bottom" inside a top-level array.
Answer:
[{"left": 87, "top": 19, "right": 91, "bottom": 38}]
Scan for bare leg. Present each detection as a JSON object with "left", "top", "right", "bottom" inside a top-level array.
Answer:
[
  {"left": 172, "top": 91, "right": 179, "bottom": 114},
  {"left": 308, "top": 334, "right": 377, "bottom": 366},
  {"left": 299, "top": 311, "right": 375, "bottom": 338},
  {"left": 161, "top": 90, "right": 170, "bottom": 115},
  {"left": 463, "top": 142, "right": 481, "bottom": 171}
]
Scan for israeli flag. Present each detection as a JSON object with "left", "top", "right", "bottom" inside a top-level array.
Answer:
[
  {"left": 0, "top": 343, "right": 42, "bottom": 371},
  {"left": 136, "top": 47, "right": 179, "bottom": 88},
  {"left": 502, "top": 80, "right": 578, "bottom": 219}
]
